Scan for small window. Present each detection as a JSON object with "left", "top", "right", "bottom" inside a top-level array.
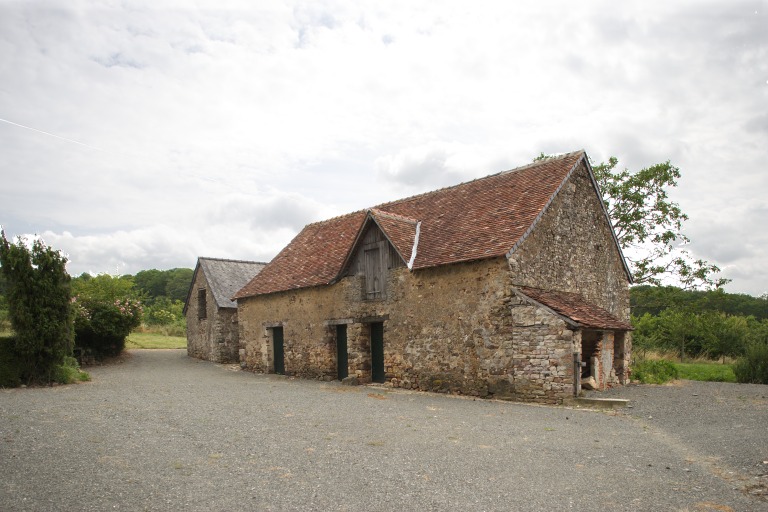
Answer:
[{"left": 197, "top": 289, "right": 207, "bottom": 319}]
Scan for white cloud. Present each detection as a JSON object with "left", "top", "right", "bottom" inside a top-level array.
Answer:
[{"left": 1, "top": 0, "right": 767, "bottom": 295}]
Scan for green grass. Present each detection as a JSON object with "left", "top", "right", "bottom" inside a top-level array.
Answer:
[
  {"left": 126, "top": 332, "right": 186, "bottom": 349},
  {"left": 674, "top": 362, "right": 736, "bottom": 383}
]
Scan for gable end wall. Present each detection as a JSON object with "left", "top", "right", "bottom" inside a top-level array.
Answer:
[
  {"left": 186, "top": 270, "right": 240, "bottom": 363},
  {"left": 508, "top": 160, "right": 631, "bottom": 321}
]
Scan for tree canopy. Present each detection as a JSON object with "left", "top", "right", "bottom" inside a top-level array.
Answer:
[
  {"left": 534, "top": 152, "right": 728, "bottom": 290},
  {"left": 591, "top": 157, "right": 727, "bottom": 289}
]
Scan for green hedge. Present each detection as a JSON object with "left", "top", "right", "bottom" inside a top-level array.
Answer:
[{"left": 0, "top": 336, "right": 22, "bottom": 387}]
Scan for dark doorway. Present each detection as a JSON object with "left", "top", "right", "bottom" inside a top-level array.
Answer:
[
  {"left": 336, "top": 324, "right": 348, "bottom": 380},
  {"left": 370, "top": 322, "right": 385, "bottom": 383},
  {"left": 272, "top": 326, "right": 285, "bottom": 375}
]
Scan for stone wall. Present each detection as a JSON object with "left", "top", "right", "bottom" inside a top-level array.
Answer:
[
  {"left": 239, "top": 256, "right": 576, "bottom": 403},
  {"left": 507, "top": 159, "right": 632, "bottom": 381},
  {"left": 186, "top": 270, "right": 240, "bottom": 363},
  {"left": 508, "top": 160, "right": 630, "bottom": 320}
]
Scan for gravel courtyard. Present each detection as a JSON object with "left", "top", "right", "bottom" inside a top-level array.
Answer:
[{"left": 1, "top": 349, "right": 766, "bottom": 511}]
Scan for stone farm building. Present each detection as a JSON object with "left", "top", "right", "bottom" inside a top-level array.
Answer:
[
  {"left": 185, "top": 257, "right": 266, "bottom": 363},
  {"left": 233, "top": 151, "right": 633, "bottom": 403}
]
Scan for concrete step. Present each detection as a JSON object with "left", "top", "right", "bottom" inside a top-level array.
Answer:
[{"left": 564, "top": 397, "right": 630, "bottom": 409}]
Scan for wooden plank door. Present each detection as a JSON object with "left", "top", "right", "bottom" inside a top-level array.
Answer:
[
  {"left": 336, "top": 324, "right": 348, "bottom": 380},
  {"left": 273, "top": 326, "right": 285, "bottom": 375},
  {"left": 370, "top": 322, "right": 385, "bottom": 383}
]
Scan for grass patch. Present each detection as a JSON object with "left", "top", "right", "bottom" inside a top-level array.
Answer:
[
  {"left": 632, "top": 359, "right": 679, "bottom": 384},
  {"left": 674, "top": 362, "right": 736, "bottom": 383},
  {"left": 54, "top": 356, "right": 90, "bottom": 384},
  {"left": 126, "top": 331, "right": 186, "bottom": 350}
]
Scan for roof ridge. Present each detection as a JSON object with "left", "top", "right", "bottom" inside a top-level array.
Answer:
[
  {"left": 301, "top": 209, "right": 366, "bottom": 229},
  {"left": 292, "top": 150, "right": 585, "bottom": 231},
  {"left": 374, "top": 150, "right": 585, "bottom": 210},
  {"left": 369, "top": 208, "right": 419, "bottom": 224},
  {"left": 199, "top": 257, "right": 268, "bottom": 265}
]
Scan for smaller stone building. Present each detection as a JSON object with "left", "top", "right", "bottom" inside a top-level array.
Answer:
[{"left": 184, "top": 257, "right": 266, "bottom": 363}]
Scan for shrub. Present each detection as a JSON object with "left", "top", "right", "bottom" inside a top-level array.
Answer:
[
  {"left": 0, "top": 232, "right": 73, "bottom": 383},
  {"left": 0, "top": 336, "right": 22, "bottom": 387},
  {"left": 733, "top": 342, "right": 768, "bottom": 384},
  {"left": 74, "top": 297, "right": 142, "bottom": 359},
  {"left": 632, "top": 359, "right": 679, "bottom": 384}
]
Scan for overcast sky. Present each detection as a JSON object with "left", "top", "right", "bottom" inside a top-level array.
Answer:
[{"left": 1, "top": 1, "right": 766, "bottom": 296}]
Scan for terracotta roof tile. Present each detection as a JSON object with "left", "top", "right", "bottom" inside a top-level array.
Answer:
[
  {"left": 235, "top": 151, "right": 592, "bottom": 298},
  {"left": 516, "top": 286, "right": 632, "bottom": 330},
  {"left": 369, "top": 209, "right": 419, "bottom": 265}
]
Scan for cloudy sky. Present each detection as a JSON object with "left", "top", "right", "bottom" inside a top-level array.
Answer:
[{"left": 1, "top": 1, "right": 766, "bottom": 296}]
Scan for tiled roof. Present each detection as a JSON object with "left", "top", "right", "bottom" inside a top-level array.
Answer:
[
  {"left": 515, "top": 286, "right": 632, "bottom": 330},
  {"left": 236, "top": 150, "right": 606, "bottom": 298},
  {"left": 369, "top": 209, "right": 419, "bottom": 266},
  {"left": 189, "top": 257, "right": 267, "bottom": 310}
]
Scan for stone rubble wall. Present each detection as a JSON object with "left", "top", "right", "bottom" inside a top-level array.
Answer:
[
  {"left": 238, "top": 257, "right": 574, "bottom": 403},
  {"left": 186, "top": 270, "right": 240, "bottom": 364},
  {"left": 507, "top": 160, "right": 632, "bottom": 382}
]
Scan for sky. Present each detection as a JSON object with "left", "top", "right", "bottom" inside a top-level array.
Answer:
[{"left": 1, "top": 1, "right": 766, "bottom": 297}]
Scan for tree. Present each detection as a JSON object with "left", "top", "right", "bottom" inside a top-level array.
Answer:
[
  {"left": 0, "top": 231, "right": 74, "bottom": 382},
  {"left": 534, "top": 153, "right": 727, "bottom": 289},
  {"left": 133, "top": 269, "right": 167, "bottom": 299},
  {"left": 591, "top": 157, "right": 728, "bottom": 289},
  {"left": 164, "top": 268, "right": 194, "bottom": 302}
]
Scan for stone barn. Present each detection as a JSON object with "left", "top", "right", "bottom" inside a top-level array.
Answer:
[
  {"left": 184, "top": 257, "right": 266, "bottom": 363},
  {"left": 233, "top": 151, "right": 633, "bottom": 403}
]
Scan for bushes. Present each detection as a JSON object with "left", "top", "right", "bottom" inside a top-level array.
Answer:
[
  {"left": 733, "top": 342, "right": 768, "bottom": 384},
  {"left": 0, "top": 232, "right": 74, "bottom": 383},
  {"left": 74, "top": 297, "right": 142, "bottom": 359},
  {"left": 632, "top": 360, "right": 679, "bottom": 384},
  {"left": 0, "top": 336, "right": 22, "bottom": 387}
]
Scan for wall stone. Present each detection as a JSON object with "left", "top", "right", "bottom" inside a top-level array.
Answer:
[
  {"left": 507, "top": 160, "right": 630, "bottom": 320},
  {"left": 186, "top": 270, "right": 240, "bottom": 363}
]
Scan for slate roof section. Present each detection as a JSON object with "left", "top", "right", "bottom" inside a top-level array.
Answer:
[
  {"left": 235, "top": 150, "right": 628, "bottom": 299},
  {"left": 185, "top": 257, "right": 267, "bottom": 312},
  {"left": 515, "top": 286, "right": 633, "bottom": 330}
]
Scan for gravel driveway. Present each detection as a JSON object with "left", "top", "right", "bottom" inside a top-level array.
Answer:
[{"left": 1, "top": 350, "right": 766, "bottom": 511}]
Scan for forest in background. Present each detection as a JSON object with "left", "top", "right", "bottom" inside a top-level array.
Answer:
[{"left": 630, "top": 285, "right": 768, "bottom": 362}]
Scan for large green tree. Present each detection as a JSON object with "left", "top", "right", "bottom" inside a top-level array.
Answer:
[
  {"left": 535, "top": 153, "right": 727, "bottom": 289},
  {"left": 0, "top": 231, "right": 73, "bottom": 382},
  {"left": 591, "top": 157, "right": 727, "bottom": 289}
]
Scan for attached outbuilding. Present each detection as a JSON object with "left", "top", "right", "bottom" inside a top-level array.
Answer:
[
  {"left": 233, "top": 151, "right": 633, "bottom": 403},
  {"left": 184, "top": 257, "right": 266, "bottom": 363}
]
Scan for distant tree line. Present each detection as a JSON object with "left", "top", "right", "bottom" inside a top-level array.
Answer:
[
  {"left": 631, "top": 286, "right": 768, "bottom": 383},
  {"left": 73, "top": 267, "right": 194, "bottom": 337}
]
